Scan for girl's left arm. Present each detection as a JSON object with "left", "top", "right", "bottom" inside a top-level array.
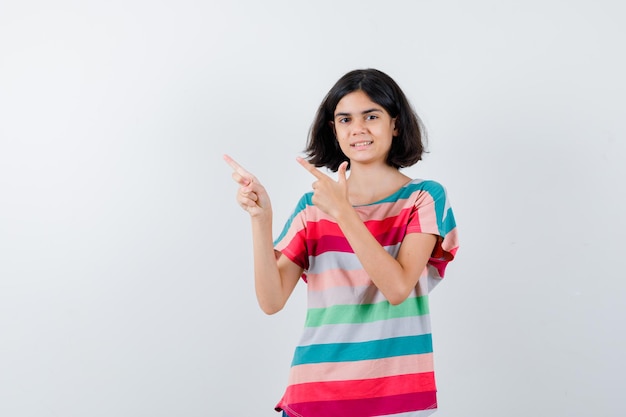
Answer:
[
  {"left": 334, "top": 207, "right": 436, "bottom": 305},
  {"left": 298, "top": 157, "right": 436, "bottom": 305}
]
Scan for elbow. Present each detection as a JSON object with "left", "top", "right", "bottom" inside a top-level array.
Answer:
[
  {"left": 259, "top": 301, "right": 284, "bottom": 315},
  {"left": 385, "top": 287, "right": 413, "bottom": 306},
  {"left": 261, "top": 307, "right": 281, "bottom": 315},
  {"left": 387, "top": 295, "right": 408, "bottom": 306}
]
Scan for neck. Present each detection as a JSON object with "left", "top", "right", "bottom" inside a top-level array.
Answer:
[{"left": 346, "top": 163, "right": 410, "bottom": 205}]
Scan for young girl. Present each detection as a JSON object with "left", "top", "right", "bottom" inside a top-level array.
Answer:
[{"left": 224, "top": 68, "right": 458, "bottom": 417}]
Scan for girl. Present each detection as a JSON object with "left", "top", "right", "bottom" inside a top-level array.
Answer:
[{"left": 224, "top": 68, "right": 458, "bottom": 417}]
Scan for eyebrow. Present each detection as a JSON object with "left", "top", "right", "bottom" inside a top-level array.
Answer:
[{"left": 334, "top": 108, "right": 383, "bottom": 118}]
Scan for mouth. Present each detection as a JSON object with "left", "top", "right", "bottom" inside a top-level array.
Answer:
[{"left": 350, "top": 141, "right": 373, "bottom": 148}]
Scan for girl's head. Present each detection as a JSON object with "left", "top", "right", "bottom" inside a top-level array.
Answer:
[{"left": 305, "top": 68, "right": 426, "bottom": 171}]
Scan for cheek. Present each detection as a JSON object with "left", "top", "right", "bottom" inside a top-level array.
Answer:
[
  {"left": 334, "top": 127, "right": 350, "bottom": 142},
  {"left": 335, "top": 136, "right": 352, "bottom": 153}
]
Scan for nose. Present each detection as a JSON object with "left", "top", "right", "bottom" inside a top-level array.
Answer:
[{"left": 351, "top": 119, "right": 366, "bottom": 135}]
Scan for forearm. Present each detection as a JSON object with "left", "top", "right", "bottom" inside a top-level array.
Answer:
[
  {"left": 335, "top": 208, "right": 422, "bottom": 305},
  {"left": 250, "top": 218, "right": 289, "bottom": 314}
]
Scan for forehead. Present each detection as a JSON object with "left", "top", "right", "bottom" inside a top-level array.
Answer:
[{"left": 334, "top": 90, "right": 384, "bottom": 115}]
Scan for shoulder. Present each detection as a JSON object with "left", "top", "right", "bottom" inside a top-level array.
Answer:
[
  {"left": 294, "top": 191, "right": 314, "bottom": 211},
  {"left": 401, "top": 179, "right": 448, "bottom": 200}
]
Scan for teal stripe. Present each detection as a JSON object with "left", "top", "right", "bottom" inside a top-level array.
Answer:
[
  {"left": 273, "top": 193, "right": 313, "bottom": 245},
  {"left": 443, "top": 206, "right": 456, "bottom": 236},
  {"left": 419, "top": 180, "right": 456, "bottom": 237},
  {"left": 292, "top": 334, "right": 433, "bottom": 366},
  {"left": 411, "top": 180, "right": 448, "bottom": 235},
  {"left": 305, "top": 296, "right": 430, "bottom": 328},
  {"left": 376, "top": 179, "right": 430, "bottom": 204}
]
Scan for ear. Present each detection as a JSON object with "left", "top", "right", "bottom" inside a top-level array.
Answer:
[
  {"left": 329, "top": 121, "right": 336, "bottom": 136},
  {"left": 392, "top": 117, "right": 399, "bottom": 136}
]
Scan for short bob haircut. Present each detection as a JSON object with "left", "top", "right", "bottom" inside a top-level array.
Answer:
[{"left": 305, "top": 68, "right": 426, "bottom": 172}]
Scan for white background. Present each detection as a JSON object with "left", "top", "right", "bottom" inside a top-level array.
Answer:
[{"left": 1, "top": 1, "right": 625, "bottom": 416}]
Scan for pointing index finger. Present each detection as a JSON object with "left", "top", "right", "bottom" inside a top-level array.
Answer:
[
  {"left": 223, "top": 154, "right": 252, "bottom": 177},
  {"left": 296, "top": 156, "right": 327, "bottom": 180}
]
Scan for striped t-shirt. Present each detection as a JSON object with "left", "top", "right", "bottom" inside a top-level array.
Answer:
[{"left": 273, "top": 178, "right": 459, "bottom": 417}]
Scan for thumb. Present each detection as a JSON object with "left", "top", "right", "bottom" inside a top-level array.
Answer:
[{"left": 337, "top": 161, "right": 349, "bottom": 184}]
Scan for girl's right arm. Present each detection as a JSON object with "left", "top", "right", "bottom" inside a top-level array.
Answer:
[{"left": 224, "top": 155, "right": 302, "bottom": 314}]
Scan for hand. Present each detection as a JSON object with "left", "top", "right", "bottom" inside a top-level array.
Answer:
[
  {"left": 224, "top": 154, "right": 272, "bottom": 219},
  {"left": 296, "top": 157, "right": 350, "bottom": 219}
]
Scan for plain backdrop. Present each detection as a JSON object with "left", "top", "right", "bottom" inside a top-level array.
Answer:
[{"left": 1, "top": 0, "right": 625, "bottom": 416}]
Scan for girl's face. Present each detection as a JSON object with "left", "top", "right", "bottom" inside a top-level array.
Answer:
[{"left": 332, "top": 90, "right": 398, "bottom": 167}]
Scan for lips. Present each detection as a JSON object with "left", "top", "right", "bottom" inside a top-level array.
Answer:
[{"left": 350, "top": 141, "right": 373, "bottom": 147}]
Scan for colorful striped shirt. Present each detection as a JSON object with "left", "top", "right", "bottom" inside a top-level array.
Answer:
[{"left": 273, "top": 178, "right": 459, "bottom": 417}]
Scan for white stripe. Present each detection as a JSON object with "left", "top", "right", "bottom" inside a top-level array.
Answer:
[
  {"left": 307, "top": 284, "right": 397, "bottom": 309},
  {"left": 298, "top": 315, "right": 432, "bottom": 346},
  {"left": 307, "top": 243, "right": 401, "bottom": 274}
]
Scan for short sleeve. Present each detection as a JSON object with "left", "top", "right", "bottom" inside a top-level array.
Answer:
[
  {"left": 406, "top": 180, "right": 459, "bottom": 279},
  {"left": 273, "top": 194, "right": 312, "bottom": 273}
]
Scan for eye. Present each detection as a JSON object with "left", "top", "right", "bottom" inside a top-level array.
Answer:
[
  {"left": 366, "top": 114, "right": 378, "bottom": 120},
  {"left": 338, "top": 117, "right": 350, "bottom": 124}
]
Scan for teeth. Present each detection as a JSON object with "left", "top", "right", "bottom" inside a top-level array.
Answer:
[{"left": 351, "top": 141, "right": 372, "bottom": 147}]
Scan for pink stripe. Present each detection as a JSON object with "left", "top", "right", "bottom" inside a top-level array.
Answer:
[
  {"left": 307, "top": 267, "right": 429, "bottom": 292},
  {"left": 442, "top": 227, "right": 459, "bottom": 253},
  {"left": 355, "top": 199, "right": 415, "bottom": 221},
  {"left": 407, "top": 192, "right": 437, "bottom": 235},
  {"left": 278, "top": 198, "right": 411, "bottom": 232},
  {"left": 281, "top": 372, "right": 436, "bottom": 404},
  {"left": 279, "top": 391, "right": 437, "bottom": 417},
  {"left": 310, "top": 208, "right": 412, "bottom": 241},
  {"left": 364, "top": 207, "right": 411, "bottom": 236},
  {"left": 306, "top": 234, "right": 352, "bottom": 255},
  {"left": 288, "top": 353, "right": 434, "bottom": 385},
  {"left": 306, "top": 218, "right": 344, "bottom": 239},
  {"left": 276, "top": 236, "right": 309, "bottom": 271},
  {"left": 307, "top": 268, "right": 372, "bottom": 291},
  {"left": 427, "top": 227, "right": 458, "bottom": 278}
]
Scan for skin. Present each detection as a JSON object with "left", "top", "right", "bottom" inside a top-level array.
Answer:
[{"left": 224, "top": 90, "right": 437, "bottom": 314}]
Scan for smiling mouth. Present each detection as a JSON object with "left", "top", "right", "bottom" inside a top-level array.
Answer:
[{"left": 351, "top": 141, "right": 373, "bottom": 147}]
